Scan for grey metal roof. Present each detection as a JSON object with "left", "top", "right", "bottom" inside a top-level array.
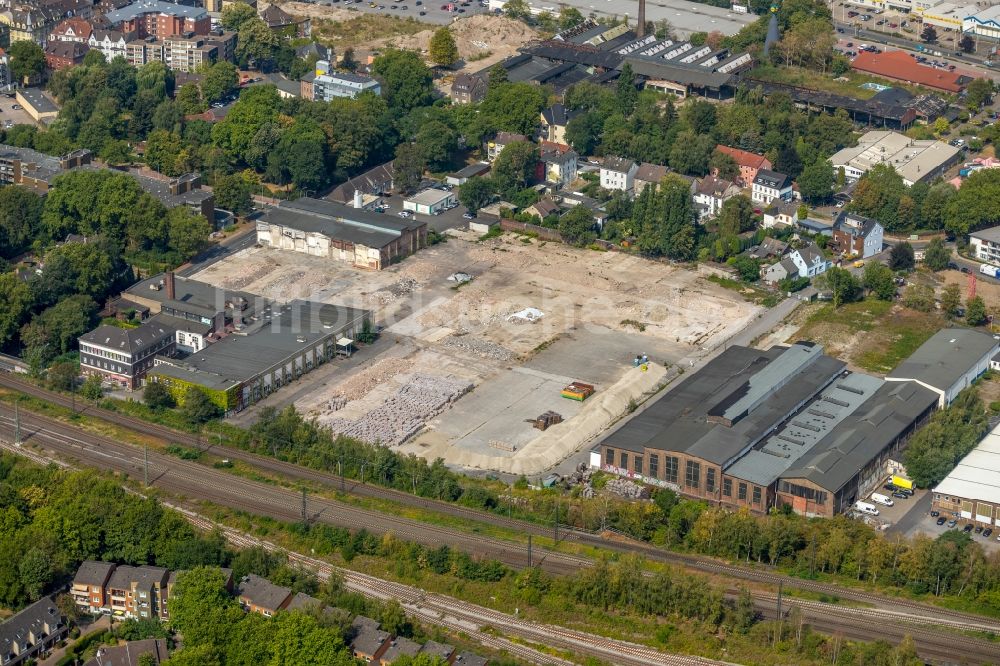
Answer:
[
  {"left": 79, "top": 322, "right": 174, "bottom": 354},
  {"left": 419, "top": 640, "right": 454, "bottom": 659},
  {"left": 285, "top": 592, "right": 320, "bottom": 612},
  {"left": 0, "top": 597, "right": 63, "bottom": 660},
  {"left": 601, "top": 343, "right": 846, "bottom": 467},
  {"left": 522, "top": 41, "right": 624, "bottom": 69},
  {"left": 781, "top": 380, "right": 938, "bottom": 492},
  {"left": 886, "top": 328, "right": 999, "bottom": 392},
  {"left": 73, "top": 560, "right": 116, "bottom": 587},
  {"left": 624, "top": 56, "right": 734, "bottom": 89},
  {"left": 602, "top": 155, "right": 635, "bottom": 173},
  {"left": 754, "top": 169, "right": 792, "bottom": 189},
  {"left": 17, "top": 88, "right": 59, "bottom": 114},
  {"left": 350, "top": 626, "right": 390, "bottom": 656},
  {"left": 264, "top": 197, "right": 422, "bottom": 249},
  {"left": 450, "top": 162, "right": 490, "bottom": 179},
  {"left": 236, "top": 574, "right": 291, "bottom": 612},
  {"left": 82, "top": 639, "right": 168, "bottom": 666},
  {"left": 726, "top": 372, "right": 883, "bottom": 486},
  {"left": 107, "top": 565, "right": 168, "bottom": 591},
  {"left": 106, "top": 0, "right": 206, "bottom": 23},
  {"left": 970, "top": 226, "right": 1000, "bottom": 244}
]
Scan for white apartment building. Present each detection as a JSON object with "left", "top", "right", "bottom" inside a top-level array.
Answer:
[{"left": 600, "top": 156, "right": 638, "bottom": 192}]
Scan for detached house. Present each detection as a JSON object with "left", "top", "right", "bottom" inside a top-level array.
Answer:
[
  {"left": 693, "top": 175, "right": 740, "bottom": 219},
  {"left": 761, "top": 200, "right": 799, "bottom": 229},
  {"left": 539, "top": 141, "right": 577, "bottom": 188},
  {"left": 714, "top": 145, "right": 772, "bottom": 187},
  {"left": 832, "top": 211, "right": 884, "bottom": 259},
  {"left": 451, "top": 73, "right": 486, "bottom": 104},
  {"left": 539, "top": 103, "right": 577, "bottom": 143},
  {"left": 634, "top": 163, "right": 669, "bottom": 195},
  {"left": 600, "top": 156, "right": 638, "bottom": 192},
  {"left": 487, "top": 132, "right": 528, "bottom": 162},
  {"left": 762, "top": 243, "right": 830, "bottom": 282},
  {"left": 751, "top": 169, "right": 793, "bottom": 205}
]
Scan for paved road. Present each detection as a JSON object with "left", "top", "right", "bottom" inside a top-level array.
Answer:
[
  {"left": 298, "top": 0, "right": 488, "bottom": 26},
  {"left": 177, "top": 223, "right": 258, "bottom": 278}
]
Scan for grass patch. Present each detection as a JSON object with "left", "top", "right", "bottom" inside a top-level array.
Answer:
[
  {"left": 312, "top": 13, "right": 426, "bottom": 49},
  {"left": 749, "top": 63, "right": 937, "bottom": 100},
  {"left": 478, "top": 226, "right": 502, "bottom": 241},
  {"left": 705, "top": 274, "right": 778, "bottom": 307},
  {"left": 620, "top": 319, "right": 647, "bottom": 332},
  {"left": 792, "top": 299, "right": 943, "bottom": 373}
]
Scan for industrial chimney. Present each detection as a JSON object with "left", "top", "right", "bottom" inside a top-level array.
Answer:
[
  {"left": 637, "top": 0, "right": 646, "bottom": 37},
  {"left": 165, "top": 271, "right": 175, "bottom": 301}
]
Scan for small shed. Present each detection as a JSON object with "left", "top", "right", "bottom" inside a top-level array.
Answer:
[{"left": 446, "top": 162, "right": 491, "bottom": 186}]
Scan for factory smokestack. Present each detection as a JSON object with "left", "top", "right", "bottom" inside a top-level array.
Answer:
[{"left": 637, "top": 0, "right": 646, "bottom": 37}]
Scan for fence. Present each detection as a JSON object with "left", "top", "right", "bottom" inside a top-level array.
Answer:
[{"left": 499, "top": 219, "right": 564, "bottom": 242}]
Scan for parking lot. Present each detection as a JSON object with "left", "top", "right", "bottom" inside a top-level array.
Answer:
[
  {"left": 0, "top": 95, "right": 42, "bottom": 128},
  {"left": 883, "top": 488, "right": 1000, "bottom": 551},
  {"left": 286, "top": 0, "right": 488, "bottom": 26}
]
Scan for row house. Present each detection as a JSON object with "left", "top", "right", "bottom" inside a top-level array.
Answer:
[
  {"left": 106, "top": 565, "right": 170, "bottom": 620},
  {"left": 0, "top": 597, "right": 67, "bottom": 666},
  {"left": 71, "top": 561, "right": 116, "bottom": 614},
  {"left": 235, "top": 574, "right": 292, "bottom": 617},
  {"left": 44, "top": 40, "right": 88, "bottom": 69},
  {"left": 0, "top": 6, "right": 59, "bottom": 47}
]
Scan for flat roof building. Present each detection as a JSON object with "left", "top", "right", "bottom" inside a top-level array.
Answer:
[
  {"left": 933, "top": 421, "right": 1000, "bottom": 526},
  {"left": 257, "top": 197, "right": 427, "bottom": 270},
  {"left": 403, "top": 188, "right": 456, "bottom": 216},
  {"left": 851, "top": 49, "right": 970, "bottom": 93},
  {"left": 886, "top": 328, "right": 999, "bottom": 407},
  {"left": 830, "top": 130, "right": 962, "bottom": 186}
]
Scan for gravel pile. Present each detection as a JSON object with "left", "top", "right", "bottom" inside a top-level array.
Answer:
[
  {"left": 324, "top": 374, "right": 473, "bottom": 446},
  {"left": 370, "top": 277, "right": 420, "bottom": 306},
  {"left": 441, "top": 336, "right": 516, "bottom": 361}
]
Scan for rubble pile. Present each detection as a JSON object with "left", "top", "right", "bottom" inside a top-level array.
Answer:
[
  {"left": 332, "top": 357, "right": 413, "bottom": 401},
  {"left": 324, "top": 374, "right": 473, "bottom": 446},
  {"left": 442, "top": 336, "right": 516, "bottom": 361},
  {"left": 604, "top": 478, "right": 650, "bottom": 499}
]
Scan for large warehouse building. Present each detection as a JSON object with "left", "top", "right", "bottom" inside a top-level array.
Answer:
[
  {"left": 933, "top": 422, "right": 1000, "bottom": 527},
  {"left": 256, "top": 197, "right": 427, "bottom": 270},
  {"left": 593, "top": 338, "right": 949, "bottom": 517},
  {"left": 886, "top": 328, "right": 998, "bottom": 407}
]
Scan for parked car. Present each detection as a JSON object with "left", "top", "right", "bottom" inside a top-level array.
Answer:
[
  {"left": 936, "top": 516, "right": 947, "bottom": 525},
  {"left": 892, "top": 491, "right": 908, "bottom": 499},
  {"left": 463, "top": 212, "right": 476, "bottom": 219},
  {"left": 964, "top": 523, "right": 975, "bottom": 532},
  {"left": 976, "top": 525, "right": 984, "bottom": 534},
  {"left": 931, "top": 510, "right": 940, "bottom": 517},
  {"left": 948, "top": 519, "right": 958, "bottom": 528},
  {"left": 985, "top": 528, "right": 993, "bottom": 538}
]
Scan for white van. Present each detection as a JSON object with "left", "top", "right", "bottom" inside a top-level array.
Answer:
[
  {"left": 871, "top": 493, "right": 894, "bottom": 507},
  {"left": 855, "top": 501, "right": 880, "bottom": 516}
]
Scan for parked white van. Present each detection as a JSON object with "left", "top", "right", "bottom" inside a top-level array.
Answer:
[
  {"left": 855, "top": 501, "right": 880, "bottom": 516},
  {"left": 871, "top": 493, "right": 894, "bottom": 507}
]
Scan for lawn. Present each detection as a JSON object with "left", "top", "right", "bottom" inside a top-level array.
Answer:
[{"left": 790, "top": 299, "right": 944, "bottom": 374}]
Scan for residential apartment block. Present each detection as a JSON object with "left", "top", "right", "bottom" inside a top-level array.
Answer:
[
  {"left": 751, "top": 169, "right": 793, "bottom": 205},
  {"left": 301, "top": 60, "right": 380, "bottom": 101},
  {"left": 104, "top": 0, "right": 210, "bottom": 38},
  {"left": 713, "top": 145, "right": 772, "bottom": 187},
  {"left": 831, "top": 211, "right": 884, "bottom": 259},
  {"left": 71, "top": 561, "right": 116, "bottom": 614},
  {"left": 600, "top": 156, "right": 638, "bottom": 192},
  {"left": 970, "top": 226, "right": 1000, "bottom": 266}
]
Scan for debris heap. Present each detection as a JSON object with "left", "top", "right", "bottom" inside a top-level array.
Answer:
[{"left": 324, "top": 374, "right": 473, "bottom": 446}]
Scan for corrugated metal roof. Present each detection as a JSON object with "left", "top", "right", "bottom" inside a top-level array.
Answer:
[{"left": 887, "top": 328, "right": 998, "bottom": 394}]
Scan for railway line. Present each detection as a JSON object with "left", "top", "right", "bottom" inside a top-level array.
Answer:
[
  {"left": 3, "top": 404, "right": 1000, "bottom": 664},
  {"left": 3, "top": 373, "right": 995, "bottom": 634}
]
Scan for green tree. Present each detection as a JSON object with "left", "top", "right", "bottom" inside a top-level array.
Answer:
[
  {"left": 503, "top": 0, "right": 529, "bottom": 19},
  {"left": 80, "top": 374, "right": 104, "bottom": 400},
  {"left": 617, "top": 62, "right": 638, "bottom": 115},
  {"left": 429, "top": 27, "right": 459, "bottom": 67},
  {"left": 0, "top": 273, "right": 32, "bottom": 347},
  {"left": 8, "top": 41, "right": 45, "bottom": 83},
  {"left": 181, "top": 387, "right": 221, "bottom": 424},
  {"left": 177, "top": 83, "right": 205, "bottom": 115},
  {"left": 717, "top": 195, "right": 755, "bottom": 237},
  {"left": 214, "top": 173, "right": 254, "bottom": 214},
  {"left": 850, "top": 163, "right": 907, "bottom": 230},
  {"left": 201, "top": 61, "right": 239, "bottom": 104},
  {"left": 967, "top": 295, "right": 988, "bottom": 326},
  {"left": 0, "top": 186, "right": 43, "bottom": 258},
  {"left": 966, "top": 78, "right": 994, "bottom": 110},
  {"left": 458, "top": 177, "right": 494, "bottom": 214},
  {"left": 236, "top": 18, "right": 280, "bottom": 68},
  {"left": 558, "top": 205, "right": 595, "bottom": 245},
  {"left": 921, "top": 24, "right": 937, "bottom": 43},
  {"left": 709, "top": 151, "right": 739, "bottom": 182},
  {"left": 221, "top": 1, "right": 258, "bottom": 31},
  {"left": 668, "top": 130, "right": 715, "bottom": 176},
  {"left": 816, "top": 266, "right": 860, "bottom": 308},
  {"left": 168, "top": 207, "right": 212, "bottom": 259},
  {"left": 393, "top": 143, "right": 426, "bottom": 195},
  {"left": 940, "top": 283, "right": 962, "bottom": 318},
  {"left": 564, "top": 112, "right": 603, "bottom": 156},
  {"left": 889, "top": 242, "right": 915, "bottom": 271},
  {"left": 730, "top": 255, "right": 761, "bottom": 282},
  {"left": 371, "top": 49, "right": 434, "bottom": 112},
  {"left": 923, "top": 237, "right": 950, "bottom": 271},
  {"left": 479, "top": 82, "right": 547, "bottom": 137},
  {"left": 797, "top": 159, "right": 835, "bottom": 204},
  {"left": 491, "top": 141, "right": 538, "bottom": 194},
  {"left": 415, "top": 120, "right": 458, "bottom": 171},
  {"left": 862, "top": 262, "right": 895, "bottom": 300},
  {"left": 144, "top": 381, "right": 175, "bottom": 410},
  {"left": 903, "top": 283, "right": 935, "bottom": 312},
  {"left": 46, "top": 361, "right": 78, "bottom": 391},
  {"left": 944, "top": 168, "right": 1000, "bottom": 236}
]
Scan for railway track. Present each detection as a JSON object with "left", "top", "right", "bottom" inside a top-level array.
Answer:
[{"left": 3, "top": 400, "right": 1000, "bottom": 663}]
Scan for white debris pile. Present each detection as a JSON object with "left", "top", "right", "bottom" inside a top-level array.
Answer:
[
  {"left": 331, "top": 357, "right": 414, "bottom": 401},
  {"left": 604, "top": 478, "right": 650, "bottom": 500},
  {"left": 327, "top": 395, "right": 348, "bottom": 411},
  {"left": 507, "top": 307, "right": 544, "bottom": 324},
  {"left": 442, "top": 336, "right": 515, "bottom": 361},
  {"left": 447, "top": 272, "right": 473, "bottom": 283},
  {"left": 370, "top": 278, "right": 420, "bottom": 305},
  {"left": 324, "top": 374, "right": 473, "bottom": 446}
]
